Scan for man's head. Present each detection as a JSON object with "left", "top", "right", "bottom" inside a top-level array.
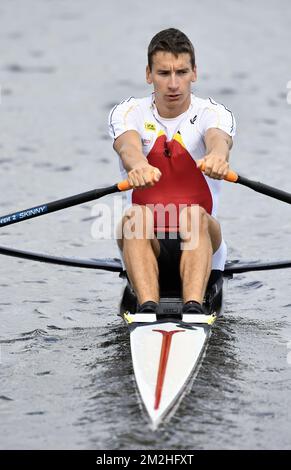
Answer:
[
  {"left": 146, "top": 28, "right": 197, "bottom": 117},
  {"left": 147, "top": 28, "right": 195, "bottom": 72}
]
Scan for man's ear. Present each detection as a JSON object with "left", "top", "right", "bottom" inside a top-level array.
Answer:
[
  {"left": 191, "top": 65, "right": 197, "bottom": 83},
  {"left": 146, "top": 65, "right": 152, "bottom": 84}
]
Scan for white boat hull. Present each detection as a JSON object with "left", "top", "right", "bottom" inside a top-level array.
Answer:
[
  {"left": 130, "top": 321, "right": 210, "bottom": 428},
  {"left": 120, "top": 275, "right": 224, "bottom": 427}
]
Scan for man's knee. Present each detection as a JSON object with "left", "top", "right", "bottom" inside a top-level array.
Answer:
[
  {"left": 120, "top": 205, "right": 155, "bottom": 241},
  {"left": 208, "top": 216, "right": 222, "bottom": 253},
  {"left": 179, "top": 205, "right": 209, "bottom": 241}
]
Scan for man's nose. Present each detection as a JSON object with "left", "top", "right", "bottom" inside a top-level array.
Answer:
[{"left": 168, "top": 73, "right": 178, "bottom": 89}]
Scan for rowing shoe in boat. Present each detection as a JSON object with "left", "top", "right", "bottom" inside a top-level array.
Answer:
[{"left": 119, "top": 274, "right": 224, "bottom": 429}]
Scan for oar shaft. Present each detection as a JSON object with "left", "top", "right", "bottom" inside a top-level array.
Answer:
[
  {"left": 2, "top": 243, "right": 291, "bottom": 274},
  {"left": 237, "top": 175, "right": 291, "bottom": 205},
  {"left": 225, "top": 259, "right": 291, "bottom": 274},
  {"left": 0, "top": 245, "right": 123, "bottom": 272},
  {"left": 199, "top": 162, "right": 291, "bottom": 205},
  {"left": 0, "top": 181, "right": 130, "bottom": 228}
]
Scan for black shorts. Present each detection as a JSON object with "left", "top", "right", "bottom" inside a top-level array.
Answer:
[{"left": 156, "top": 232, "right": 223, "bottom": 297}]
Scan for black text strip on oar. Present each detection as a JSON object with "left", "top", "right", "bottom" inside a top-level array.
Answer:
[{"left": 0, "top": 180, "right": 130, "bottom": 228}]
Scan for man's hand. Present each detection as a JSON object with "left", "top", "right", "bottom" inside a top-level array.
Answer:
[
  {"left": 114, "top": 130, "right": 161, "bottom": 188},
  {"left": 128, "top": 161, "right": 161, "bottom": 188},
  {"left": 197, "top": 128, "right": 232, "bottom": 179},
  {"left": 197, "top": 154, "right": 229, "bottom": 180}
]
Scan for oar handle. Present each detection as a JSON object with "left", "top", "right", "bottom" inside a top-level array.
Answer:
[
  {"left": 199, "top": 162, "right": 238, "bottom": 183},
  {"left": 117, "top": 180, "right": 132, "bottom": 191}
]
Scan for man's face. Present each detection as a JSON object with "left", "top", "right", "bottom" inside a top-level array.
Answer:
[{"left": 146, "top": 51, "right": 197, "bottom": 117}]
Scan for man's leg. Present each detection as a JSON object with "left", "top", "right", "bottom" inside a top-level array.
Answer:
[
  {"left": 117, "top": 205, "right": 160, "bottom": 305},
  {"left": 179, "top": 206, "right": 222, "bottom": 304}
]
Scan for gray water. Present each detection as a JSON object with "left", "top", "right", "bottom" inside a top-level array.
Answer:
[{"left": 1, "top": 0, "right": 291, "bottom": 450}]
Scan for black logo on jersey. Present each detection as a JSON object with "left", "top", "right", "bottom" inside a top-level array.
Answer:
[{"left": 190, "top": 115, "right": 197, "bottom": 124}]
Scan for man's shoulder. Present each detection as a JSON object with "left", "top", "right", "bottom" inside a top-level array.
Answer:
[
  {"left": 114, "top": 95, "right": 152, "bottom": 109},
  {"left": 109, "top": 96, "right": 152, "bottom": 124},
  {"left": 193, "top": 95, "right": 221, "bottom": 109},
  {"left": 193, "top": 95, "right": 233, "bottom": 113},
  {"left": 192, "top": 94, "right": 236, "bottom": 136}
]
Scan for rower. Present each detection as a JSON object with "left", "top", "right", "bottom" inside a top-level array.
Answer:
[{"left": 109, "top": 28, "right": 235, "bottom": 315}]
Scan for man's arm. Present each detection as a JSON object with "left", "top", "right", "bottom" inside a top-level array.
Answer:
[
  {"left": 114, "top": 130, "right": 161, "bottom": 188},
  {"left": 198, "top": 128, "right": 233, "bottom": 179}
]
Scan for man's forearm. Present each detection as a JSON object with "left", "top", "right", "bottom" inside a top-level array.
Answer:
[
  {"left": 205, "top": 134, "right": 232, "bottom": 161},
  {"left": 120, "top": 147, "right": 147, "bottom": 172},
  {"left": 113, "top": 131, "right": 161, "bottom": 187},
  {"left": 115, "top": 142, "right": 148, "bottom": 172}
]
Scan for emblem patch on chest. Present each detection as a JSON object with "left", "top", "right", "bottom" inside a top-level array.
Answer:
[
  {"left": 144, "top": 122, "right": 156, "bottom": 131},
  {"left": 142, "top": 137, "right": 153, "bottom": 146}
]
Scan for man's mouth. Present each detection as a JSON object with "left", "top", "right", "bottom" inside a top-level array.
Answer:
[{"left": 166, "top": 94, "right": 181, "bottom": 100}]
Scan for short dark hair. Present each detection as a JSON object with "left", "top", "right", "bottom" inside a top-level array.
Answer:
[{"left": 147, "top": 28, "right": 195, "bottom": 71}]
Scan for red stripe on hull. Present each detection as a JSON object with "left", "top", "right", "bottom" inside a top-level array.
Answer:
[{"left": 153, "top": 329, "right": 185, "bottom": 410}]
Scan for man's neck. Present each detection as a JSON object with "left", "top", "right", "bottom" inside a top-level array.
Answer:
[{"left": 154, "top": 95, "right": 192, "bottom": 118}]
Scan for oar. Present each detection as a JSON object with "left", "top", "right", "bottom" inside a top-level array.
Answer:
[
  {"left": 199, "top": 162, "right": 291, "bottom": 205},
  {"left": 0, "top": 180, "right": 131, "bottom": 228},
  {"left": 225, "top": 259, "right": 291, "bottom": 274},
  {"left": 0, "top": 245, "right": 123, "bottom": 272},
  {"left": 1, "top": 244, "right": 291, "bottom": 275}
]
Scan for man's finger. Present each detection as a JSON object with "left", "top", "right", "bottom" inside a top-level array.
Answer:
[
  {"left": 153, "top": 168, "right": 162, "bottom": 182},
  {"left": 196, "top": 158, "right": 205, "bottom": 169}
]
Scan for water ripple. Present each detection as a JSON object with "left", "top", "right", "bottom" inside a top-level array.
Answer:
[
  {"left": 4, "top": 64, "right": 56, "bottom": 74},
  {"left": 0, "top": 395, "right": 14, "bottom": 401}
]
